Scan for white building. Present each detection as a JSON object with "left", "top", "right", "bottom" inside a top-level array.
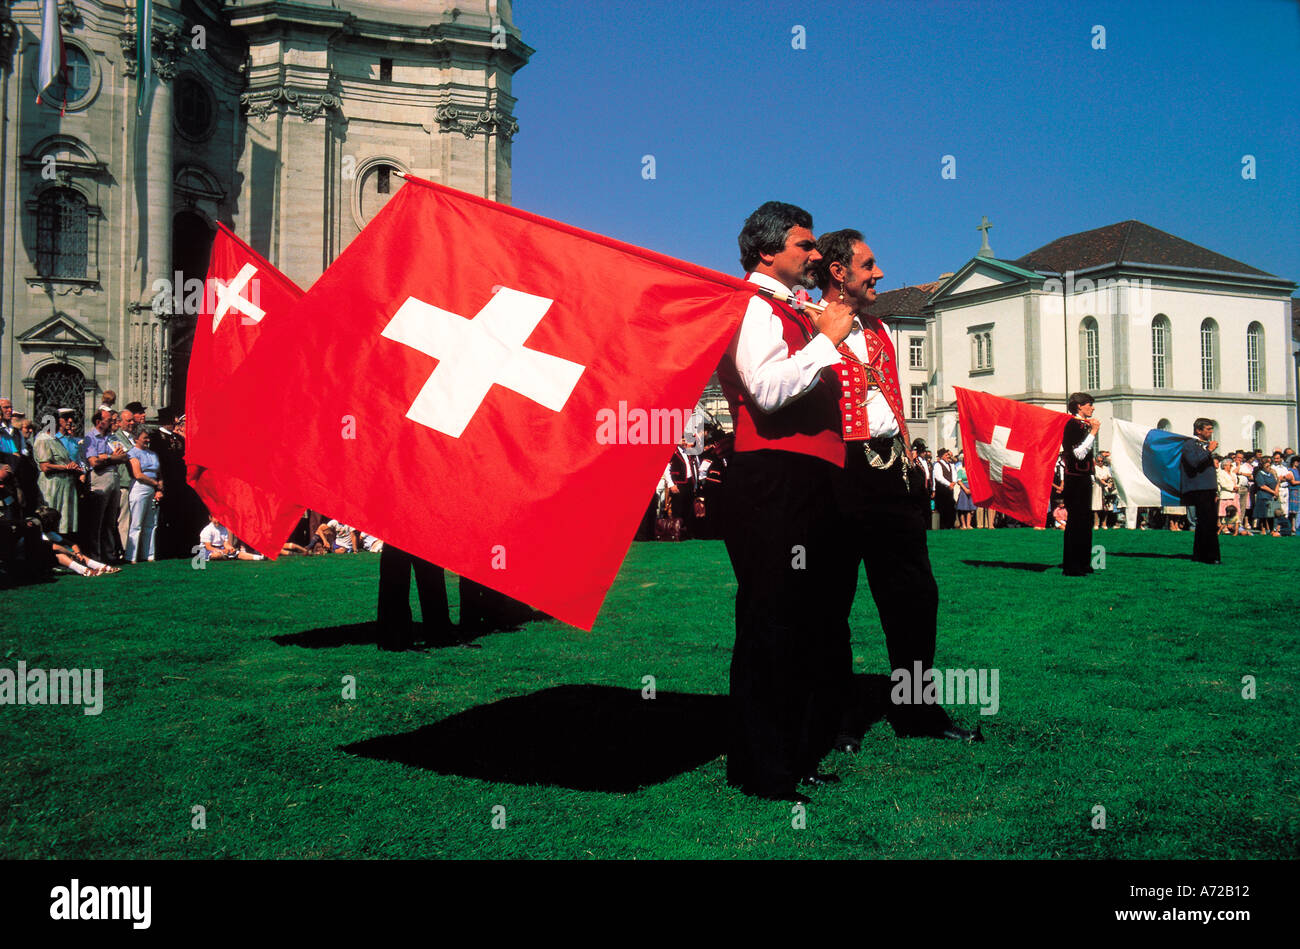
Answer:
[{"left": 871, "top": 220, "right": 1297, "bottom": 454}]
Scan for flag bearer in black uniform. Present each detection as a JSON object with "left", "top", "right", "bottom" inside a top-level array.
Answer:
[
  {"left": 1181, "top": 417, "right": 1220, "bottom": 564},
  {"left": 1061, "top": 392, "right": 1099, "bottom": 576}
]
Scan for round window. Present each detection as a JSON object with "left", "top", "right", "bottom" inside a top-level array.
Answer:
[{"left": 174, "top": 76, "right": 214, "bottom": 140}]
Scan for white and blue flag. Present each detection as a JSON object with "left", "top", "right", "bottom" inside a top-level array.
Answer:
[{"left": 1110, "top": 419, "right": 1195, "bottom": 527}]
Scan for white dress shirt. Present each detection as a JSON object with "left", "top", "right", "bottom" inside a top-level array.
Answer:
[
  {"left": 934, "top": 460, "right": 954, "bottom": 488},
  {"left": 725, "top": 272, "right": 840, "bottom": 413}
]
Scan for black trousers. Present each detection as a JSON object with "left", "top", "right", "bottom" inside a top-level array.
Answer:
[
  {"left": 377, "top": 544, "right": 451, "bottom": 649},
  {"left": 1184, "top": 489, "right": 1220, "bottom": 563},
  {"left": 722, "top": 450, "right": 841, "bottom": 795},
  {"left": 833, "top": 447, "right": 948, "bottom": 736},
  {"left": 935, "top": 487, "right": 956, "bottom": 529},
  {"left": 1062, "top": 474, "right": 1093, "bottom": 575},
  {"left": 81, "top": 488, "right": 117, "bottom": 562}
]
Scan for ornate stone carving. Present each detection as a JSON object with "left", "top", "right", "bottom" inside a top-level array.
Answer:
[
  {"left": 241, "top": 87, "right": 344, "bottom": 122},
  {"left": 58, "top": 1, "right": 81, "bottom": 29},
  {"left": 118, "top": 19, "right": 188, "bottom": 80},
  {"left": 434, "top": 105, "right": 519, "bottom": 141}
]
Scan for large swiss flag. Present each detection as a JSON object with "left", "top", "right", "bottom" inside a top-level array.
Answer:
[
  {"left": 203, "top": 175, "right": 755, "bottom": 629},
  {"left": 185, "top": 224, "right": 306, "bottom": 556},
  {"left": 954, "top": 387, "right": 1070, "bottom": 527}
]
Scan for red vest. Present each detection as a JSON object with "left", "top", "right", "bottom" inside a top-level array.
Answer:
[{"left": 717, "top": 295, "right": 845, "bottom": 468}]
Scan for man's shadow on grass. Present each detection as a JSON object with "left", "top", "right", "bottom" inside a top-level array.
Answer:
[
  {"left": 271, "top": 616, "right": 540, "bottom": 650},
  {"left": 960, "top": 559, "right": 1056, "bottom": 572},
  {"left": 341, "top": 684, "right": 728, "bottom": 792},
  {"left": 1105, "top": 551, "right": 1191, "bottom": 560},
  {"left": 340, "top": 676, "right": 905, "bottom": 792}
]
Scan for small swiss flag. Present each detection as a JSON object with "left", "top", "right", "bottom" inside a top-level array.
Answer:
[
  {"left": 954, "top": 386, "right": 1070, "bottom": 527},
  {"left": 185, "top": 224, "right": 306, "bottom": 556}
]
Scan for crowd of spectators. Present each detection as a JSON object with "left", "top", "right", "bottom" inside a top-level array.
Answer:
[
  {"left": 0, "top": 392, "right": 389, "bottom": 585},
  {"left": 637, "top": 422, "right": 1300, "bottom": 542}
]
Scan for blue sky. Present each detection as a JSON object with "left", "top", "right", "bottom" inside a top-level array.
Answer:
[{"left": 510, "top": 0, "right": 1299, "bottom": 290}]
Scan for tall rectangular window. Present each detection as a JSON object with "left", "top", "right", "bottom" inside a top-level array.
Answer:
[
  {"left": 908, "top": 337, "right": 924, "bottom": 369},
  {"left": 910, "top": 385, "right": 925, "bottom": 420},
  {"left": 1151, "top": 317, "right": 1168, "bottom": 388},
  {"left": 1200, "top": 320, "right": 1218, "bottom": 391},
  {"left": 1246, "top": 323, "right": 1264, "bottom": 392}
]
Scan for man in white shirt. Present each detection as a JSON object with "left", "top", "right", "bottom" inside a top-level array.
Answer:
[
  {"left": 933, "top": 448, "right": 958, "bottom": 529},
  {"left": 715, "top": 201, "right": 856, "bottom": 803},
  {"left": 199, "top": 517, "right": 264, "bottom": 561},
  {"left": 815, "top": 229, "right": 976, "bottom": 746}
]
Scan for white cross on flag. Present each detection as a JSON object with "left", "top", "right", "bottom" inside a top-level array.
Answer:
[
  {"left": 955, "top": 386, "right": 1070, "bottom": 527},
  {"left": 185, "top": 224, "right": 306, "bottom": 556},
  {"left": 211, "top": 262, "right": 266, "bottom": 331},
  {"left": 976, "top": 425, "right": 1024, "bottom": 483},
  {"left": 197, "top": 175, "right": 755, "bottom": 629}
]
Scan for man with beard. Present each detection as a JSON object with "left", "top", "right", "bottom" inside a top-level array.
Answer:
[
  {"left": 715, "top": 201, "right": 856, "bottom": 803},
  {"left": 813, "top": 229, "right": 978, "bottom": 750}
]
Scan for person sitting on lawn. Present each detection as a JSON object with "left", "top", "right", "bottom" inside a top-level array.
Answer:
[
  {"left": 39, "top": 506, "right": 119, "bottom": 576},
  {"left": 199, "top": 516, "right": 266, "bottom": 561},
  {"left": 316, "top": 518, "right": 360, "bottom": 553}
]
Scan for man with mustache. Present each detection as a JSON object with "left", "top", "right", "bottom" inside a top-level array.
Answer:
[
  {"left": 716, "top": 201, "right": 856, "bottom": 803},
  {"left": 814, "top": 229, "right": 978, "bottom": 747}
]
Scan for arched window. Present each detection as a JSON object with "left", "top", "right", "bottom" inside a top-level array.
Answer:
[
  {"left": 1246, "top": 322, "right": 1265, "bottom": 392},
  {"left": 1200, "top": 319, "right": 1219, "bottom": 391},
  {"left": 1151, "top": 315, "right": 1170, "bottom": 388},
  {"left": 36, "top": 189, "right": 88, "bottom": 278},
  {"left": 34, "top": 364, "right": 86, "bottom": 431},
  {"left": 1157, "top": 418, "right": 1171, "bottom": 432},
  {"left": 1079, "top": 317, "right": 1100, "bottom": 390},
  {"left": 1253, "top": 421, "right": 1265, "bottom": 452}
]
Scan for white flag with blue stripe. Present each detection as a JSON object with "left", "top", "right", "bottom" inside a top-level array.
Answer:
[{"left": 1110, "top": 418, "right": 1195, "bottom": 527}]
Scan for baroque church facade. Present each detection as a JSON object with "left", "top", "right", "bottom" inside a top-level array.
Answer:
[
  {"left": 870, "top": 220, "right": 1297, "bottom": 454},
  {"left": 0, "top": 0, "right": 530, "bottom": 426}
]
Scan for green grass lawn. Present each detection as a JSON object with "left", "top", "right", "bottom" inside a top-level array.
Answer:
[{"left": 2, "top": 528, "right": 1297, "bottom": 859}]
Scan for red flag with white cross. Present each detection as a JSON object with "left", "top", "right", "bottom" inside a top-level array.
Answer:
[
  {"left": 200, "top": 174, "right": 755, "bottom": 629},
  {"left": 954, "top": 386, "right": 1070, "bottom": 527},
  {"left": 184, "top": 223, "right": 306, "bottom": 556}
]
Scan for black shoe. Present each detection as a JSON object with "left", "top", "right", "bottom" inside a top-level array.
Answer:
[{"left": 799, "top": 772, "right": 841, "bottom": 787}]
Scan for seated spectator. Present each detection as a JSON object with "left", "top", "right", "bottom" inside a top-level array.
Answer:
[
  {"left": 1052, "top": 501, "right": 1068, "bottom": 529},
  {"left": 39, "top": 507, "right": 119, "bottom": 576},
  {"left": 316, "top": 518, "right": 360, "bottom": 553},
  {"left": 199, "top": 516, "right": 266, "bottom": 561},
  {"left": 358, "top": 532, "right": 384, "bottom": 553},
  {"left": 1220, "top": 505, "right": 1238, "bottom": 535}
]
